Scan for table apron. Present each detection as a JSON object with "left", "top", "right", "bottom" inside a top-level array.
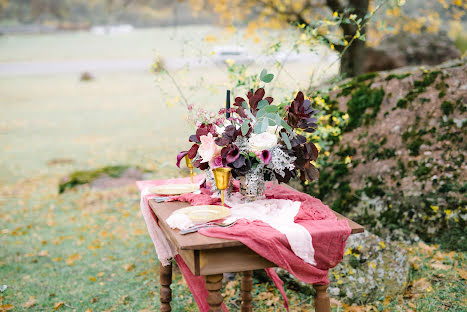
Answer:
[{"left": 178, "top": 246, "right": 275, "bottom": 276}]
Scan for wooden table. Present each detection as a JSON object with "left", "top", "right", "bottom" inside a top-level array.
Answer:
[{"left": 149, "top": 200, "right": 364, "bottom": 312}]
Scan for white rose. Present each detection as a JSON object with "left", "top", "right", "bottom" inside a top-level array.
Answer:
[{"left": 248, "top": 132, "right": 277, "bottom": 152}]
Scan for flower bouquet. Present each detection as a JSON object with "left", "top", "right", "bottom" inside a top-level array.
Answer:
[{"left": 177, "top": 71, "right": 320, "bottom": 199}]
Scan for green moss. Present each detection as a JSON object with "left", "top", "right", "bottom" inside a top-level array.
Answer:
[
  {"left": 395, "top": 70, "right": 442, "bottom": 110},
  {"left": 414, "top": 164, "right": 432, "bottom": 178},
  {"left": 345, "top": 86, "right": 385, "bottom": 131},
  {"left": 397, "top": 159, "right": 406, "bottom": 178},
  {"left": 396, "top": 98, "right": 408, "bottom": 108},
  {"left": 414, "top": 70, "right": 441, "bottom": 89},
  {"left": 385, "top": 73, "right": 411, "bottom": 81},
  {"left": 358, "top": 131, "right": 368, "bottom": 140},
  {"left": 457, "top": 97, "right": 466, "bottom": 113},
  {"left": 59, "top": 165, "right": 141, "bottom": 193},
  {"left": 358, "top": 176, "right": 385, "bottom": 198},
  {"left": 435, "top": 81, "right": 448, "bottom": 98},
  {"left": 355, "top": 72, "right": 379, "bottom": 82},
  {"left": 406, "top": 137, "right": 424, "bottom": 156},
  {"left": 440, "top": 100, "right": 455, "bottom": 115},
  {"left": 338, "top": 72, "right": 379, "bottom": 97}
]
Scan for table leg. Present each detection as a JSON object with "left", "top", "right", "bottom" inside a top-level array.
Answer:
[
  {"left": 313, "top": 284, "right": 331, "bottom": 312},
  {"left": 205, "top": 274, "right": 224, "bottom": 312},
  {"left": 160, "top": 262, "right": 172, "bottom": 312},
  {"left": 241, "top": 270, "right": 253, "bottom": 312}
]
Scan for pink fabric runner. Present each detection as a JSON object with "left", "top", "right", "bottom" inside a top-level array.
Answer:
[{"left": 137, "top": 177, "right": 351, "bottom": 311}]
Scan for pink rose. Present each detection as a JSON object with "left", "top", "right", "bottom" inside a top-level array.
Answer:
[
  {"left": 198, "top": 133, "right": 219, "bottom": 163},
  {"left": 209, "top": 155, "right": 223, "bottom": 169}
]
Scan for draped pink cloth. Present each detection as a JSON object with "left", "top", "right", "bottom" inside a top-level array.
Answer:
[{"left": 137, "top": 177, "right": 351, "bottom": 311}]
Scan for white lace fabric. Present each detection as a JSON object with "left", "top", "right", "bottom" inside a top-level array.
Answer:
[{"left": 225, "top": 193, "right": 316, "bottom": 265}]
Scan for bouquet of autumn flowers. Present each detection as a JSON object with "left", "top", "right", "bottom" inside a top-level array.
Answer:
[{"left": 177, "top": 71, "right": 320, "bottom": 194}]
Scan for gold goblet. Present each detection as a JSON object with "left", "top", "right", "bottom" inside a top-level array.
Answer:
[
  {"left": 185, "top": 156, "right": 194, "bottom": 184},
  {"left": 212, "top": 167, "right": 231, "bottom": 206}
]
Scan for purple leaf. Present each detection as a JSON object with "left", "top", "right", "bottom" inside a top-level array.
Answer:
[{"left": 176, "top": 151, "right": 188, "bottom": 168}]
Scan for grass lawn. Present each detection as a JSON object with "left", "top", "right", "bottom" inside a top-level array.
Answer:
[{"left": 1, "top": 27, "right": 465, "bottom": 311}]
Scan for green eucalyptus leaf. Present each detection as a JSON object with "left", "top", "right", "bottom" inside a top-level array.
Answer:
[
  {"left": 246, "top": 109, "right": 256, "bottom": 121},
  {"left": 264, "top": 105, "right": 278, "bottom": 113},
  {"left": 256, "top": 109, "right": 267, "bottom": 119},
  {"left": 281, "top": 120, "right": 292, "bottom": 132},
  {"left": 257, "top": 99, "right": 269, "bottom": 110},
  {"left": 241, "top": 101, "right": 249, "bottom": 109},
  {"left": 261, "top": 118, "right": 269, "bottom": 132},
  {"left": 274, "top": 114, "right": 282, "bottom": 126},
  {"left": 281, "top": 132, "right": 292, "bottom": 150},
  {"left": 254, "top": 122, "right": 263, "bottom": 134},
  {"left": 261, "top": 73, "right": 274, "bottom": 83},
  {"left": 260, "top": 69, "right": 267, "bottom": 79},
  {"left": 241, "top": 121, "right": 249, "bottom": 136}
]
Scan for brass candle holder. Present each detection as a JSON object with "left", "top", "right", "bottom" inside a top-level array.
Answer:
[
  {"left": 212, "top": 167, "right": 231, "bottom": 206},
  {"left": 185, "top": 156, "right": 194, "bottom": 184}
]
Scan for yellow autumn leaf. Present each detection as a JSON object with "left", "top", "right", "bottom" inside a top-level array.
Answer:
[
  {"left": 97, "top": 272, "right": 105, "bottom": 277},
  {"left": 65, "top": 253, "right": 82, "bottom": 266},
  {"left": 23, "top": 296, "right": 36, "bottom": 308},
  {"left": 54, "top": 301, "right": 65, "bottom": 310},
  {"left": 89, "top": 276, "right": 97, "bottom": 282},
  {"left": 124, "top": 264, "right": 135, "bottom": 272},
  {"left": 457, "top": 268, "right": 467, "bottom": 279},
  {"left": 0, "top": 304, "right": 15, "bottom": 311},
  {"left": 38, "top": 250, "right": 49, "bottom": 257}
]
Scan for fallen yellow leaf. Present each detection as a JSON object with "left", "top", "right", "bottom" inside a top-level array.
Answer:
[
  {"left": 23, "top": 296, "right": 36, "bottom": 308},
  {"left": 124, "top": 264, "right": 135, "bottom": 272},
  {"left": 97, "top": 272, "right": 105, "bottom": 277},
  {"left": 38, "top": 250, "right": 49, "bottom": 257},
  {"left": 65, "top": 253, "right": 82, "bottom": 266},
  {"left": 0, "top": 304, "right": 15, "bottom": 311},
  {"left": 430, "top": 261, "right": 451, "bottom": 271},
  {"left": 89, "top": 276, "right": 97, "bottom": 282},
  {"left": 418, "top": 242, "right": 436, "bottom": 255},
  {"left": 54, "top": 301, "right": 65, "bottom": 310},
  {"left": 457, "top": 268, "right": 467, "bottom": 280}
]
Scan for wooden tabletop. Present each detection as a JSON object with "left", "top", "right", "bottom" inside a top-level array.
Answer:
[{"left": 149, "top": 200, "right": 364, "bottom": 252}]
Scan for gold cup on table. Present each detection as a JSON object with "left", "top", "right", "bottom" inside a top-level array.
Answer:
[
  {"left": 212, "top": 167, "right": 231, "bottom": 206},
  {"left": 185, "top": 155, "right": 194, "bottom": 184}
]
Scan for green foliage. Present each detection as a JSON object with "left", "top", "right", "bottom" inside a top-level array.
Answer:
[
  {"left": 395, "top": 70, "right": 443, "bottom": 109},
  {"left": 440, "top": 100, "right": 455, "bottom": 115},
  {"left": 385, "top": 73, "right": 411, "bottom": 81},
  {"left": 345, "top": 86, "right": 385, "bottom": 131},
  {"left": 454, "top": 33, "right": 467, "bottom": 54},
  {"left": 59, "top": 165, "right": 139, "bottom": 193}
]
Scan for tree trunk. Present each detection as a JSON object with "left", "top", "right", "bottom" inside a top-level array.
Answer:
[
  {"left": 340, "top": 37, "right": 366, "bottom": 77},
  {"left": 339, "top": 0, "right": 369, "bottom": 77}
]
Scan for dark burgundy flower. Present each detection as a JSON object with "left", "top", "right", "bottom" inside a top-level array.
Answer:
[
  {"left": 187, "top": 144, "right": 199, "bottom": 159},
  {"left": 286, "top": 91, "right": 318, "bottom": 133},
  {"left": 259, "top": 150, "right": 272, "bottom": 165},
  {"left": 176, "top": 151, "right": 188, "bottom": 168},
  {"left": 225, "top": 146, "right": 240, "bottom": 163},
  {"left": 234, "top": 88, "right": 273, "bottom": 116},
  {"left": 228, "top": 155, "right": 251, "bottom": 178}
]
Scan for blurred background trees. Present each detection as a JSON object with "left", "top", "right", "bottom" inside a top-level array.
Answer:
[{"left": 1, "top": 0, "right": 465, "bottom": 77}]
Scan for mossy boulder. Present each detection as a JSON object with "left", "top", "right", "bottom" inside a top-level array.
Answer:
[
  {"left": 305, "top": 58, "right": 467, "bottom": 250},
  {"left": 59, "top": 165, "right": 149, "bottom": 193}
]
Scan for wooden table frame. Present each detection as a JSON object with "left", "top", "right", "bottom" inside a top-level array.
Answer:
[{"left": 149, "top": 200, "right": 364, "bottom": 312}]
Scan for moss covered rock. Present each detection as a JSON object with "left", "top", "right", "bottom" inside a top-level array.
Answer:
[
  {"left": 305, "top": 58, "right": 467, "bottom": 250},
  {"left": 59, "top": 165, "right": 149, "bottom": 193}
]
